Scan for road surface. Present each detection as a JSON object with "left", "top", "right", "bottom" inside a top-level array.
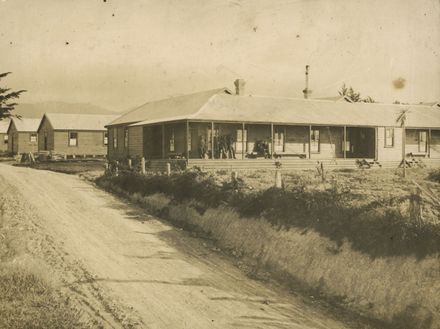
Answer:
[{"left": 0, "top": 164, "right": 356, "bottom": 329}]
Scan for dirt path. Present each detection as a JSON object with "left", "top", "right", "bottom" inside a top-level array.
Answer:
[{"left": 0, "top": 164, "right": 355, "bottom": 329}]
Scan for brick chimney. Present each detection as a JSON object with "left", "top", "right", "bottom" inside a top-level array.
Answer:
[
  {"left": 234, "top": 79, "right": 246, "bottom": 96},
  {"left": 302, "top": 65, "right": 312, "bottom": 99}
]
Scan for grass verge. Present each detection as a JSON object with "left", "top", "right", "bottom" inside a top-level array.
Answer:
[
  {"left": 96, "top": 169, "right": 440, "bottom": 329},
  {"left": 0, "top": 193, "right": 89, "bottom": 329}
]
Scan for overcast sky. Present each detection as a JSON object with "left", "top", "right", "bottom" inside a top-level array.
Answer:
[{"left": 1, "top": 0, "right": 439, "bottom": 112}]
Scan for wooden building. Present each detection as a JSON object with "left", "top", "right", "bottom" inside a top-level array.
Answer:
[
  {"left": 106, "top": 81, "right": 440, "bottom": 170},
  {"left": 0, "top": 119, "right": 10, "bottom": 154},
  {"left": 37, "top": 113, "right": 118, "bottom": 157},
  {"left": 7, "top": 118, "right": 40, "bottom": 155}
]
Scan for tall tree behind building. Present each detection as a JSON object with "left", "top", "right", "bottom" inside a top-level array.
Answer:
[
  {"left": 338, "top": 83, "right": 375, "bottom": 103},
  {"left": 0, "top": 72, "right": 26, "bottom": 120}
]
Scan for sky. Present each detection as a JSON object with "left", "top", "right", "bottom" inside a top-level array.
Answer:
[{"left": 1, "top": 0, "right": 439, "bottom": 112}]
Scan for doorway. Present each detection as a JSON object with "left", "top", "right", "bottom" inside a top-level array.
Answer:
[{"left": 346, "top": 127, "right": 376, "bottom": 159}]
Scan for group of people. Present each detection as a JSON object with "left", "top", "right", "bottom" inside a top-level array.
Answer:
[{"left": 198, "top": 134, "right": 236, "bottom": 159}]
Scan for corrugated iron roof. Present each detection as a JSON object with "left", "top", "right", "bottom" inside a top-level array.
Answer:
[
  {"left": 9, "top": 117, "right": 41, "bottom": 132},
  {"left": 129, "top": 93, "right": 440, "bottom": 129},
  {"left": 0, "top": 119, "right": 10, "bottom": 133},
  {"left": 108, "top": 88, "right": 231, "bottom": 126},
  {"left": 42, "top": 113, "right": 119, "bottom": 131}
]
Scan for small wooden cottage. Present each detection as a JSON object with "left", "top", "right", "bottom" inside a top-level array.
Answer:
[
  {"left": 37, "top": 113, "right": 118, "bottom": 157},
  {"left": 106, "top": 80, "right": 440, "bottom": 170},
  {"left": 0, "top": 119, "right": 10, "bottom": 154},
  {"left": 7, "top": 118, "right": 40, "bottom": 155}
]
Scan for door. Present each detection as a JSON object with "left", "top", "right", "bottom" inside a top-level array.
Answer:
[
  {"left": 418, "top": 131, "right": 427, "bottom": 153},
  {"left": 273, "top": 127, "right": 284, "bottom": 153}
]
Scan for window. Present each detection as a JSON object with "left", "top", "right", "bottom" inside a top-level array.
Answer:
[
  {"left": 384, "top": 127, "right": 394, "bottom": 147},
  {"left": 113, "top": 132, "right": 117, "bottom": 149},
  {"left": 310, "top": 128, "right": 320, "bottom": 153},
  {"left": 69, "top": 132, "right": 78, "bottom": 146},
  {"left": 187, "top": 128, "right": 192, "bottom": 152},
  {"left": 124, "top": 128, "right": 129, "bottom": 148},
  {"left": 103, "top": 132, "right": 108, "bottom": 145},
  {"left": 3, "top": 134, "right": 8, "bottom": 144},
  {"left": 419, "top": 131, "right": 427, "bottom": 153},
  {"left": 30, "top": 133, "right": 37, "bottom": 143},
  {"left": 273, "top": 128, "right": 284, "bottom": 152},
  {"left": 169, "top": 128, "right": 175, "bottom": 152},
  {"left": 236, "top": 128, "right": 248, "bottom": 152}
]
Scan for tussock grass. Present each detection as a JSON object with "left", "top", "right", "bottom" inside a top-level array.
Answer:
[
  {"left": 0, "top": 196, "right": 88, "bottom": 329},
  {"left": 96, "top": 169, "right": 440, "bottom": 328},
  {"left": 0, "top": 265, "right": 86, "bottom": 329},
  {"left": 139, "top": 196, "right": 440, "bottom": 329},
  {"left": 428, "top": 169, "right": 440, "bottom": 183},
  {"left": 97, "top": 170, "right": 440, "bottom": 258}
]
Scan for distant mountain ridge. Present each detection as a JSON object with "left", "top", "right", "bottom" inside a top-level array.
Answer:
[{"left": 12, "top": 102, "right": 116, "bottom": 118}]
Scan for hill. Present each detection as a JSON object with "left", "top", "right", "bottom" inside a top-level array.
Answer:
[{"left": 12, "top": 102, "right": 116, "bottom": 118}]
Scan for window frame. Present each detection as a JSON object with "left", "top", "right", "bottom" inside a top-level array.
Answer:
[
  {"left": 68, "top": 131, "right": 78, "bottom": 147},
  {"left": 103, "top": 131, "right": 108, "bottom": 146},
  {"left": 418, "top": 130, "right": 427, "bottom": 153},
  {"left": 384, "top": 127, "right": 394, "bottom": 148},
  {"left": 169, "top": 128, "right": 175, "bottom": 152},
  {"left": 124, "top": 128, "right": 129, "bottom": 148},
  {"left": 310, "top": 128, "right": 320, "bottom": 153},
  {"left": 113, "top": 129, "right": 118, "bottom": 149},
  {"left": 29, "top": 133, "right": 37, "bottom": 143},
  {"left": 3, "top": 134, "right": 8, "bottom": 144}
]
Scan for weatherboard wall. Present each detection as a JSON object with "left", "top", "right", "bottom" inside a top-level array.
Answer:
[
  {"left": 108, "top": 126, "right": 129, "bottom": 160},
  {"left": 51, "top": 131, "right": 107, "bottom": 156},
  {"left": 431, "top": 130, "right": 440, "bottom": 159},
  {"left": 0, "top": 133, "right": 7, "bottom": 152},
  {"left": 376, "top": 127, "right": 403, "bottom": 161},
  {"left": 7, "top": 122, "right": 38, "bottom": 155},
  {"left": 38, "top": 117, "right": 55, "bottom": 151},
  {"left": 128, "top": 126, "right": 143, "bottom": 158}
]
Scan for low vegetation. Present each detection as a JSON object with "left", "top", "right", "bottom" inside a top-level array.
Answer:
[
  {"left": 14, "top": 160, "right": 106, "bottom": 175},
  {"left": 428, "top": 168, "right": 440, "bottom": 183},
  {"left": 96, "top": 168, "right": 440, "bottom": 328},
  {"left": 97, "top": 168, "right": 440, "bottom": 258},
  {"left": 0, "top": 267, "right": 85, "bottom": 329},
  {"left": 0, "top": 195, "right": 88, "bottom": 329}
]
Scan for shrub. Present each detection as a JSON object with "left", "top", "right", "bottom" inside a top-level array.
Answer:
[
  {"left": 428, "top": 169, "right": 440, "bottom": 183},
  {"left": 97, "top": 170, "right": 440, "bottom": 258}
]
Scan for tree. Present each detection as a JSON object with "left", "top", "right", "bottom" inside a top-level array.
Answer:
[
  {"left": 338, "top": 83, "right": 375, "bottom": 103},
  {"left": 0, "top": 72, "right": 26, "bottom": 120}
]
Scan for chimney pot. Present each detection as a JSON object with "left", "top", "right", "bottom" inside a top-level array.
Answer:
[
  {"left": 303, "top": 65, "right": 312, "bottom": 99},
  {"left": 234, "top": 79, "right": 246, "bottom": 96}
]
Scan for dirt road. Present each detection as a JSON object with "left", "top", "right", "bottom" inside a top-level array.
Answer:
[{"left": 0, "top": 164, "right": 355, "bottom": 329}]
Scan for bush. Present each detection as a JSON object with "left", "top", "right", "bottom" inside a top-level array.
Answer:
[
  {"left": 428, "top": 169, "right": 440, "bottom": 183},
  {"left": 97, "top": 170, "right": 440, "bottom": 258}
]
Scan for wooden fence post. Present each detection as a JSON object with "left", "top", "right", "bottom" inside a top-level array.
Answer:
[
  {"left": 128, "top": 159, "right": 132, "bottom": 169},
  {"left": 141, "top": 157, "right": 146, "bottom": 174},
  {"left": 275, "top": 169, "right": 282, "bottom": 188},
  {"left": 166, "top": 162, "right": 171, "bottom": 176}
]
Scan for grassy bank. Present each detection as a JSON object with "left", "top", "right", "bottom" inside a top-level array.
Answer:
[
  {"left": 0, "top": 192, "right": 88, "bottom": 329},
  {"left": 14, "top": 160, "right": 105, "bottom": 175},
  {"left": 96, "top": 169, "right": 440, "bottom": 329},
  {"left": 0, "top": 266, "right": 85, "bottom": 329}
]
